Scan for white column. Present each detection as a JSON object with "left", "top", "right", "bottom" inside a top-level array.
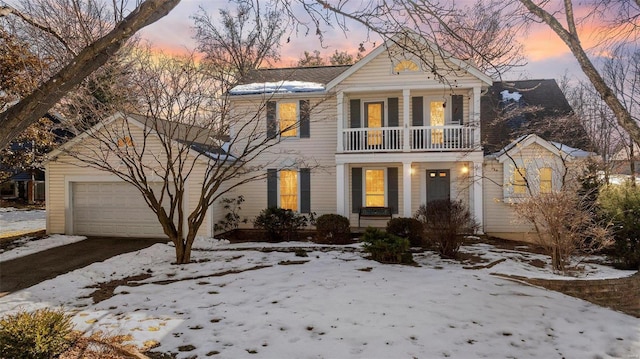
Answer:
[
  {"left": 472, "top": 87, "right": 481, "bottom": 147},
  {"left": 472, "top": 161, "right": 484, "bottom": 233},
  {"left": 403, "top": 161, "right": 412, "bottom": 217},
  {"left": 337, "top": 91, "right": 344, "bottom": 153},
  {"left": 336, "top": 163, "right": 346, "bottom": 216},
  {"left": 403, "top": 89, "right": 410, "bottom": 152}
]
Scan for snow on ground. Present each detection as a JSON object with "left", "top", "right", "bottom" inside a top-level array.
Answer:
[
  {"left": 0, "top": 207, "right": 46, "bottom": 235},
  {"left": 0, "top": 234, "right": 86, "bottom": 261},
  {"left": 0, "top": 238, "right": 638, "bottom": 358}
]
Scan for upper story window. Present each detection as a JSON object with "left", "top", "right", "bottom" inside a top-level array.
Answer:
[
  {"left": 117, "top": 136, "right": 134, "bottom": 147},
  {"left": 393, "top": 59, "right": 419, "bottom": 73},
  {"left": 278, "top": 102, "right": 298, "bottom": 137}
]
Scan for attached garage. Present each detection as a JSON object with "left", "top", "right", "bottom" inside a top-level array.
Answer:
[{"left": 71, "top": 182, "right": 167, "bottom": 238}]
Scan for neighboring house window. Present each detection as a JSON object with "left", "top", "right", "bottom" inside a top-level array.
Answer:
[
  {"left": 279, "top": 102, "right": 298, "bottom": 137},
  {"left": 365, "top": 169, "right": 385, "bottom": 207},
  {"left": 267, "top": 168, "right": 311, "bottom": 213},
  {"left": 539, "top": 167, "right": 552, "bottom": 193},
  {"left": 394, "top": 59, "right": 419, "bottom": 73},
  {"left": 513, "top": 167, "right": 527, "bottom": 195},
  {"left": 280, "top": 169, "right": 298, "bottom": 211}
]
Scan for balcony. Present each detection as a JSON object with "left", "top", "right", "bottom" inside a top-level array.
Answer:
[{"left": 341, "top": 125, "right": 476, "bottom": 153}]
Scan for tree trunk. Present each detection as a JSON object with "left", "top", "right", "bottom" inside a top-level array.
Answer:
[
  {"left": 0, "top": 0, "right": 181, "bottom": 149},
  {"left": 517, "top": 0, "right": 640, "bottom": 148}
]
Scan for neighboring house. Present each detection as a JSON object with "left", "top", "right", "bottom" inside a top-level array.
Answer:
[
  {"left": 45, "top": 35, "right": 595, "bottom": 242},
  {"left": 45, "top": 113, "right": 225, "bottom": 238}
]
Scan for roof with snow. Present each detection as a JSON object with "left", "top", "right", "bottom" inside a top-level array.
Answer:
[
  {"left": 481, "top": 79, "right": 590, "bottom": 154},
  {"left": 487, "top": 134, "right": 595, "bottom": 162},
  {"left": 230, "top": 66, "right": 351, "bottom": 95}
]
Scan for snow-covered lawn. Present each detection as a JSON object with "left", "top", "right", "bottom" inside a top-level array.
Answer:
[
  {"left": 0, "top": 207, "right": 46, "bottom": 236},
  {"left": 0, "top": 239, "right": 638, "bottom": 358},
  {"left": 0, "top": 234, "right": 86, "bottom": 261}
]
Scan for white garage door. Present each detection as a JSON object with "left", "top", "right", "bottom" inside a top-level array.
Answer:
[{"left": 72, "top": 182, "right": 167, "bottom": 238}]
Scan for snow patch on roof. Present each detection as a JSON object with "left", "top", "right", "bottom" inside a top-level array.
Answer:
[
  {"left": 230, "top": 81, "right": 325, "bottom": 95},
  {"left": 500, "top": 90, "right": 522, "bottom": 102},
  {"left": 550, "top": 141, "right": 594, "bottom": 158}
]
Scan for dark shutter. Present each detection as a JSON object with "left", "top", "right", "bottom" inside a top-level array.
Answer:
[
  {"left": 388, "top": 97, "right": 399, "bottom": 127},
  {"left": 300, "top": 168, "right": 311, "bottom": 213},
  {"left": 267, "top": 169, "right": 277, "bottom": 208},
  {"left": 452, "top": 95, "right": 463, "bottom": 124},
  {"left": 387, "top": 167, "right": 399, "bottom": 214},
  {"left": 412, "top": 97, "right": 423, "bottom": 126},
  {"left": 350, "top": 99, "right": 361, "bottom": 128},
  {"left": 299, "top": 100, "right": 310, "bottom": 138},
  {"left": 352, "top": 167, "right": 362, "bottom": 213},
  {"left": 266, "top": 101, "right": 277, "bottom": 138}
]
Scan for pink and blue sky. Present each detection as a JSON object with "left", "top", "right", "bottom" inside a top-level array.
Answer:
[{"left": 139, "top": 0, "right": 588, "bottom": 82}]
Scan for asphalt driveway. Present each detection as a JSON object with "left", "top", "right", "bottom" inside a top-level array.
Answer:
[{"left": 0, "top": 237, "right": 167, "bottom": 296}]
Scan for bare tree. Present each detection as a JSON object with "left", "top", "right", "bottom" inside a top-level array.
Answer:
[
  {"left": 192, "top": 2, "right": 285, "bottom": 88},
  {"left": 60, "top": 49, "right": 320, "bottom": 264},
  {"left": 0, "top": 0, "right": 181, "bottom": 149}
]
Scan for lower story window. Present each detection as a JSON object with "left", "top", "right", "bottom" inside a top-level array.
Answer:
[
  {"left": 365, "top": 169, "right": 385, "bottom": 207},
  {"left": 280, "top": 170, "right": 298, "bottom": 211}
]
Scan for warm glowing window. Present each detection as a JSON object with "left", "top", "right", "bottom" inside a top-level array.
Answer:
[
  {"left": 365, "top": 169, "right": 385, "bottom": 207},
  {"left": 279, "top": 102, "right": 298, "bottom": 137},
  {"left": 513, "top": 168, "right": 527, "bottom": 194},
  {"left": 394, "top": 59, "right": 419, "bottom": 72},
  {"left": 540, "top": 167, "right": 552, "bottom": 193},
  {"left": 280, "top": 170, "right": 298, "bottom": 211},
  {"left": 117, "top": 136, "right": 134, "bottom": 147},
  {"left": 430, "top": 101, "right": 445, "bottom": 144},
  {"left": 366, "top": 102, "right": 383, "bottom": 146}
]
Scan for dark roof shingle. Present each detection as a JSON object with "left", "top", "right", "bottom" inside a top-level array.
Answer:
[{"left": 236, "top": 65, "right": 351, "bottom": 86}]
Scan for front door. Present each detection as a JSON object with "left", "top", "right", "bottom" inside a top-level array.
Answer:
[
  {"left": 365, "top": 102, "right": 384, "bottom": 147},
  {"left": 426, "top": 170, "right": 450, "bottom": 203}
]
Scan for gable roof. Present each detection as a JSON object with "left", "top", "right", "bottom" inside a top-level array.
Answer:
[
  {"left": 325, "top": 32, "right": 493, "bottom": 90},
  {"left": 489, "top": 134, "right": 595, "bottom": 163},
  {"left": 47, "top": 113, "right": 230, "bottom": 162},
  {"left": 481, "top": 79, "right": 591, "bottom": 154}
]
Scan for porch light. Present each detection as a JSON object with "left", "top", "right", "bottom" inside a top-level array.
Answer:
[
  {"left": 461, "top": 164, "right": 469, "bottom": 175},
  {"left": 410, "top": 167, "right": 415, "bottom": 176}
]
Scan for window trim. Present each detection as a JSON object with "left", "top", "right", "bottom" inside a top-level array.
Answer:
[
  {"left": 363, "top": 100, "right": 387, "bottom": 128},
  {"left": 424, "top": 96, "right": 451, "bottom": 126},
  {"left": 278, "top": 169, "right": 299, "bottom": 211},
  {"left": 362, "top": 168, "right": 387, "bottom": 207},
  {"left": 277, "top": 101, "right": 299, "bottom": 138}
]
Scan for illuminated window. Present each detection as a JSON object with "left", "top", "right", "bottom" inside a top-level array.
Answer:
[
  {"left": 513, "top": 168, "right": 527, "bottom": 194},
  {"left": 365, "top": 169, "right": 385, "bottom": 207},
  {"left": 280, "top": 170, "right": 298, "bottom": 211},
  {"left": 366, "top": 102, "right": 383, "bottom": 146},
  {"left": 540, "top": 167, "right": 552, "bottom": 193},
  {"left": 430, "top": 101, "right": 445, "bottom": 144},
  {"left": 279, "top": 102, "right": 298, "bottom": 137},
  {"left": 394, "top": 59, "right": 419, "bottom": 72},
  {"left": 117, "top": 136, "right": 134, "bottom": 147}
]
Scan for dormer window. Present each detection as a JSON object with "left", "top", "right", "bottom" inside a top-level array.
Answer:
[{"left": 393, "top": 59, "right": 419, "bottom": 73}]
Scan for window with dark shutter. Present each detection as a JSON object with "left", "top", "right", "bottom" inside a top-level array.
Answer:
[
  {"left": 300, "top": 168, "right": 311, "bottom": 213},
  {"left": 350, "top": 99, "right": 361, "bottom": 128},
  {"left": 412, "top": 97, "right": 424, "bottom": 126},
  {"left": 267, "top": 169, "right": 277, "bottom": 208},
  {"left": 387, "top": 167, "right": 399, "bottom": 214},
  {"left": 299, "top": 100, "right": 310, "bottom": 138},
  {"left": 352, "top": 167, "right": 362, "bottom": 213},
  {"left": 388, "top": 98, "right": 399, "bottom": 127},
  {"left": 266, "top": 101, "right": 277, "bottom": 138},
  {"left": 451, "top": 95, "right": 463, "bottom": 124}
]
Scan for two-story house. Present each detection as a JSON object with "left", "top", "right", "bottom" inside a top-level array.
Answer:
[{"left": 228, "top": 34, "right": 491, "bottom": 229}]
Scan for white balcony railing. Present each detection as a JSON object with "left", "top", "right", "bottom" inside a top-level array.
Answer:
[{"left": 341, "top": 125, "right": 476, "bottom": 153}]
